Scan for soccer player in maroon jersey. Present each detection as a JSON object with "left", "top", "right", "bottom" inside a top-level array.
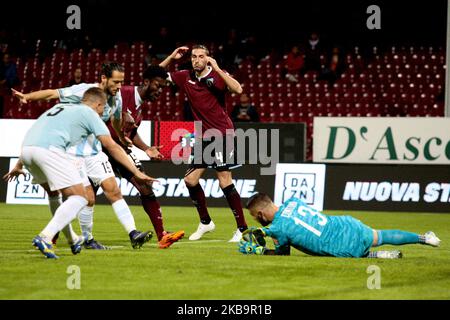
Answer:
[
  {"left": 160, "top": 45, "right": 248, "bottom": 242},
  {"left": 103, "top": 65, "right": 185, "bottom": 248}
]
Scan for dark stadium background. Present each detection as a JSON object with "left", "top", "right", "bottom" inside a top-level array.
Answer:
[{"left": 0, "top": 0, "right": 446, "bottom": 48}]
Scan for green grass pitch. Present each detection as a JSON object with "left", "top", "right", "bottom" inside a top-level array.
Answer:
[{"left": 0, "top": 203, "right": 449, "bottom": 300}]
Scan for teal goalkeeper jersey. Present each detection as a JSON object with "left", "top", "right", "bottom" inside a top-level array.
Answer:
[
  {"left": 22, "top": 103, "right": 110, "bottom": 151},
  {"left": 263, "top": 197, "right": 374, "bottom": 257}
]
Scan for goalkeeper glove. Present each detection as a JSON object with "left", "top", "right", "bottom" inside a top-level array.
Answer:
[{"left": 239, "top": 239, "right": 266, "bottom": 255}]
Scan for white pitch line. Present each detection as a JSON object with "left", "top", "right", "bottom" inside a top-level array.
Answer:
[{"left": 2, "top": 240, "right": 228, "bottom": 253}]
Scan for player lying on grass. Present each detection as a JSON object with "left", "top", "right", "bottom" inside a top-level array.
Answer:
[
  {"left": 3, "top": 88, "right": 156, "bottom": 259},
  {"left": 239, "top": 193, "right": 441, "bottom": 259}
]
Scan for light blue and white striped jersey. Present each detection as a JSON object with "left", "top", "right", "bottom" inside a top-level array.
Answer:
[
  {"left": 57, "top": 83, "right": 122, "bottom": 156},
  {"left": 22, "top": 103, "right": 110, "bottom": 152},
  {"left": 57, "top": 83, "right": 122, "bottom": 121}
]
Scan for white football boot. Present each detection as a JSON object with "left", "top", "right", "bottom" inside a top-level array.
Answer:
[
  {"left": 228, "top": 229, "right": 243, "bottom": 243},
  {"left": 374, "top": 250, "right": 403, "bottom": 259},
  {"left": 424, "top": 231, "right": 441, "bottom": 247},
  {"left": 189, "top": 221, "right": 216, "bottom": 241}
]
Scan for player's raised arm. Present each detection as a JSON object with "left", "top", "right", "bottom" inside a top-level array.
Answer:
[
  {"left": 207, "top": 57, "right": 243, "bottom": 94},
  {"left": 159, "top": 46, "right": 190, "bottom": 69},
  {"left": 12, "top": 88, "right": 59, "bottom": 104},
  {"left": 97, "top": 134, "right": 157, "bottom": 184}
]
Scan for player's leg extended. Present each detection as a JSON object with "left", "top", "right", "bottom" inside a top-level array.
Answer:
[
  {"left": 101, "top": 177, "right": 137, "bottom": 234},
  {"left": 77, "top": 184, "right": 108, "bottom": 249},
  {"left": 185, "top": 168, "right": 215, "bottom": 241},
  {"left": 100, "top": 177, "right": 153, "bottom": 249},
  {"left": 42, "top": 184, "right": 79, "bottom": 245},
  {"left": 101, "top": 150, "right": 164, "bottom": 248},
  {"left": 38, "top": 183, "right": 88, "bottom": 256},
  {"left": 129, "top": 177, "right": 184, "bottom": 248},
  {"left": 216, "top": 170, "right": 248, "bottom": 242},
  {"left": 372, "top": 229, "right": 441, "bottom": 247}
]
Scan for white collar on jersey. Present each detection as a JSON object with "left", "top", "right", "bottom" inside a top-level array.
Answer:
[
  {"left": 134, "top": 86, "right": 143, "bottom": 108},
  {"left": 195, "top": 66, "right": 213, "bottom": 80}
]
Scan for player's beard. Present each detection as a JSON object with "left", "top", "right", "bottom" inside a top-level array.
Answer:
[
  {"left": 107, "top": 87, "right": 117, "bottom": 96},
  {"left": 256, "top": 215, "right": 270, "bottom": 227}
]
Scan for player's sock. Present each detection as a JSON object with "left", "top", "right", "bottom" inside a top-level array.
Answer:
[
  {"left": 40, "top": 195, "right": 88, "bottom": 243},
  {"left": 222, "top": 184, "right": 247, "bottom": 232},
  {"left": 140, "top": 193, "right": 165, "bottom": 240},
  {"left": 49, "top": 194, "right": 78, "bottom": 244},
  {"left": 78, "top": 206, "right": 94, "bottom": 241},
  {"left": 112, "top": 199, "right": 136, "bottom": 234},
  {"left": 376, "top": 230, "right": 420, "bottom": 246},
  {"left": 187, "top": 183, "right": 212, "bottom": 225}
]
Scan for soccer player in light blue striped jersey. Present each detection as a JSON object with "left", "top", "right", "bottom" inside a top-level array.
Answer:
[
  {"left": 241, "top": 193, "right": 441, "bottom": 259},
  {"left": 11, "top": 63, "right": 148, "bottom": 249},
  {"left": 4, "top": 88, "right": 156, "bottom": 259}
]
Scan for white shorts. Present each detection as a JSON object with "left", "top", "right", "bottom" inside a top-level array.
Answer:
[
  {"left": 80, "top": 151, "right": 115, "bottom": 187},
  {"left": 21, "top": 146, "right": 84, "bottom": 191}
]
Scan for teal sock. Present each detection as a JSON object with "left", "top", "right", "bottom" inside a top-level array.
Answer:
[{"left": 377, "top": 230, "right": 420, "bottom": 246}]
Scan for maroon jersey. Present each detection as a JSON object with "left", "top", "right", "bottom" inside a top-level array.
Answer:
[
  {"left": 170, "top": 68, "right": 234, "bottom": 137},
  {"left": 107, "top": 85, "right": 142, "bottom": 148}
]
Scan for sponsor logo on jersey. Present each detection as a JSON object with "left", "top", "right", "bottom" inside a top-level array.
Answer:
[{"left": 205, "top": 78, "right": 214, "bottom": 87}]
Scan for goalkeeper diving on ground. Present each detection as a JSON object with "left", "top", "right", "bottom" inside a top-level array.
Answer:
[{"left": 239, "top": 193, "right": 441, "bottom": 259}]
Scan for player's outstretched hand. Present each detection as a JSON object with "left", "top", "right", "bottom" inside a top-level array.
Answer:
[
  {"left": 133, "top": 171, "right": 159, "bottom": 185},
  {"left": 170, "top": 46, "right": 190, "bottom": 60},
  {"left": 3, "top": 166, "right": 26, "bottom": 182},
  {"left": 145, "top": 146, "right": 164, "bottom": 161},
  {"left": 239, "top": 239, "right": 265, "bottom": 255},
  {"left": 11, "top": 88, "right": 28, "bottom": 104},
  {"left": 242, "top": 227, "right": 267, "bottom": 247}
]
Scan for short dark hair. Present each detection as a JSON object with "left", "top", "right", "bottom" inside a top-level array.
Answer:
[
  {"left": 142, "top": 65, "right": 168, "bottom": 81},
  {"left": 246, "top": 192, "right": 272, "bottom": 210},
  {"left": 191, "top": 44, "right": 210, "bottom": 56},
  {"left": 81, "top": 87, "right": 107, "bottom": 104},
  {"left": 101, "top": 62, "right": 124, "bottom": 78}
]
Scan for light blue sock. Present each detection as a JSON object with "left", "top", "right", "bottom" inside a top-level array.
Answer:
[{"left": 376, "top": 230, "right": 421, "bottom": 246}]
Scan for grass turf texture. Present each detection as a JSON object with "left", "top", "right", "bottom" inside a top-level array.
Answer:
[{"left": 0, "top": 203, "right": 449, "bottom": 300}]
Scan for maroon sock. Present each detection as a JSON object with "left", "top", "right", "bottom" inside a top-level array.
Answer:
[
  {"left": 140, "top": 194, "right": 165, "bottom": 241},
  {"left": 222, "top": 184, "right": 247, "bottom": 231},
  {"left": 187, "top": 184, "right": 211, "bottom": 224}
]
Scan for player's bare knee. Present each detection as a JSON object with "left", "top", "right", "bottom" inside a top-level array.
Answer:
[
  {"left": 217, "top": 172, "right": 232, "bottom": 189},
  {"left": 184, "top": 175, "right": 199, "bottom": 187},
  {"left": 61, "top": 184, "right": 87, "bottom": 200},
  {"left": 103, "top": 185, "right": 123, "bottom": 203},
  {"left": 86, "top": 192, "right": 96, "bottom": 206}
]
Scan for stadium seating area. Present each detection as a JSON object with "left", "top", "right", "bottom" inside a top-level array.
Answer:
[{"left": 1, "top": 41, "right": 446, "bottom": 159}]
